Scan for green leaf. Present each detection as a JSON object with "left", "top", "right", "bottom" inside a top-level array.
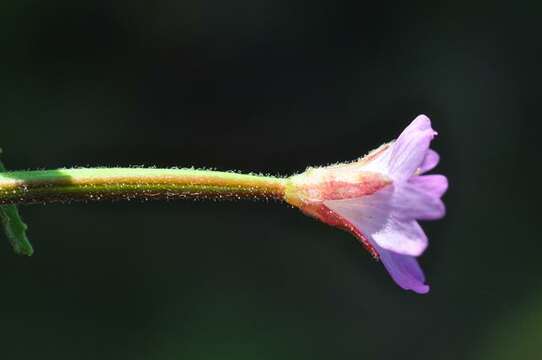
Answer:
[
  {"left": 0, "top": 205, "right": 33, "bottom": 256},
  {"left": 0, "top": 150, "right": 33, "bottom": 256}
]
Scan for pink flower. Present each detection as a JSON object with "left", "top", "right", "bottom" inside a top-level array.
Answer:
[{"left": 285, "top": 115, "right": 447, "bottom": 294}]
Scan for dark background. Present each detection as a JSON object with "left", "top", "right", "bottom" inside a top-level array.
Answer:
[{"left": 1, "top": 1, "right": 540, "bottom": 359}]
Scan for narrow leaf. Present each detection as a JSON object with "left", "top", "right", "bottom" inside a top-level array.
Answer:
[{"left": 0, "top": 150, "right": 33, "bottom": 255}]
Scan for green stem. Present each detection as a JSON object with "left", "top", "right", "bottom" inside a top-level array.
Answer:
[{"left": 0, "top": 168, "right": 288, "bottom": 205}]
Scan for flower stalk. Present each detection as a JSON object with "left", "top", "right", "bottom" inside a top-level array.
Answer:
[{"left": 0, "top": 168, "right": 287, "bottom": 205}]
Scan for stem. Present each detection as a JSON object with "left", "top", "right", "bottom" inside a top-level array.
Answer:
[{"left": 0, "top": 168, "right": 288, "bottom": 205}]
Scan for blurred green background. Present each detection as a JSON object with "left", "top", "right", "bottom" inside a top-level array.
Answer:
[{"left": 1, "top": 1, "right": 540, "bottom": 359}]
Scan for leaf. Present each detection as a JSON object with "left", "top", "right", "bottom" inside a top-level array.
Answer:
[{"left": 0, "top": 150, "right": 33, "bottom": 256}]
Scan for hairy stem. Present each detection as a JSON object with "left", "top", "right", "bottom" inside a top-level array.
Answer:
[{"left": 0, "top": 168, "right": 287, "bottom": 205}]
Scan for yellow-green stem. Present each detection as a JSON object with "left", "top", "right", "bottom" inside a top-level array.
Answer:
[{"left": 0, "top": 168, "right": 287, "bottom": 205}]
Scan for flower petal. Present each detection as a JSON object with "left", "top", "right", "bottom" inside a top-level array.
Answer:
[
  {"left": 323, "top": 193, "right": 430, "bottom": 293},
  {"left": 409, "top": 174, "right": 448, "bottom": 199},
  {"left": 324, "top": 187, "right": 427, "bottom": 256},
  {"left": 392, "top": 180, "right": 446, "bottom": 220},
  {"left": 360, "top": 143, "right": 393, "bottom": 175},
  {"left": 388, "top": 115, "right": 437, "bottom": 181},
  {"left": 370, "top": 217, "right": 428, "bottom": 256},
  {"left": 419, "top": 149, "right": 440, "bottom": 174},
  {"left": 376, "top": 245, "right": 429, "bottom": 294}
]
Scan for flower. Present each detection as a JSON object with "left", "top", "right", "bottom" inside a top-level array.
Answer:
[{"left": 284, "top": 115, "right": 447, "bottom": 294}]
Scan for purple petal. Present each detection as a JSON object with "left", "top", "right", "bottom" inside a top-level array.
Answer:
[
  {"left": 420, "top": 149, "right": 440, "bottom": 174},
  {"left": 323, "top": 193, "right": 430, "bottom": 291},
  {"left": 369, "top": 216, "right": 428, "bottom": 256},
  {"left": 409, "top": 175, "right": 448, "bottom": 199},
  {"left": 388, "top": 115, "right": 437, "bottom": 181},
  {"left": 376, "top": 245, "right": 429, "bottom": 294},
  {"left": 361, "top": 143, "right": 393, "bottom": 175},
  {"left": 324, "top": 187, "right": 427, "bottom": 256},
  {"left": 391, "top": 181, "right": 446, "bottom": 220}
]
